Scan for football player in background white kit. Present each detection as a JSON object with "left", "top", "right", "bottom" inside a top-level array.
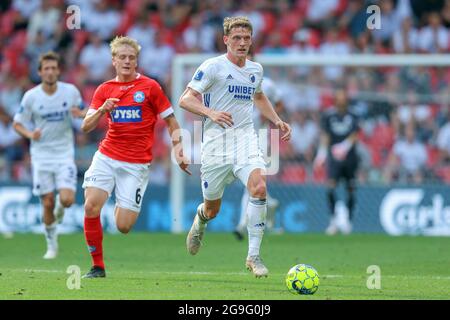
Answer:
[
  {"left": 234, "top": 75, "right": 285, "bottom": 241},
  {"left": 179, "top": 16, "right": 291, "bottom": 277},
  {"left": 13, "top": 52, "right": 85, "bottom": 259}
]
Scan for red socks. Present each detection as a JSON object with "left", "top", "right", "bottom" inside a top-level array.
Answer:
[{"left": 84, "top": 216, "right": 104, "bottom": 270}]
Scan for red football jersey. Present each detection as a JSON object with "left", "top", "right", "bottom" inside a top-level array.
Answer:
[{"left": 89, "top": 74, "right": 173, "bottom": 163}]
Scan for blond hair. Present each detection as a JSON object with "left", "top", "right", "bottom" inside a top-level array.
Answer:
[
  {"left": 38, "top": 51, "right": 60, "bottom": 70},
  {"left": 110, "top": 36, "right": 141, "bottom": 57},
  {"left": 223, "top": 16, "right": 253, "bottom": 36}
]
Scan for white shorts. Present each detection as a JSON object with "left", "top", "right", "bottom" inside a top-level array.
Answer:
[
  {"left": 200, "top": 155, "right": 266, "bottom": 201},
  {"left": 32, "top": 160, "right": 77, "bottom": 196},
  {"left": 82, "top": 151, "right": 151, "bottom": 213}
]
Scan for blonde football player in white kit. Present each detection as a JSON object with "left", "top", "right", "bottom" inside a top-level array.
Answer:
[
  {"left": 13, "top": 52, "right": 85, "bottom": 259},
  {"left": 179, "top": 16, "right": 291, "bottom": 277},
  {"left": 234, "top": 75, "right": 285, "bottom": 240}
]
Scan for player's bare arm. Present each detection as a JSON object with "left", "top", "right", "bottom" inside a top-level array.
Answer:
[
  {"left": 71, "top": 105, "right": 88, "bottom": 118},
  {"left": 12, "top": 122, "right": 41, "bottom": 141},
  {"left": 179, "top": 87, "right": 234, "bottom": 128},
  {"left": 254, "top": 91, "right": 291, "bottom": 141},
  {"left": 314, "top": 131, "right": 330, "bottom": 168},
  {"left": 81, "top": 98, "right": 120, "bottom": 133},
  {"left": 164, "top": 114, "right": 191, "bottom": 175}
]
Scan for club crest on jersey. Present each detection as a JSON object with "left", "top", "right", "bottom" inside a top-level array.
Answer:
[
  {"left": 194, "top": 70, "right": 204, "bottom": 81},
  {"left": 133, "top": 91, "right": 145, "bottom": 103},
  {"left": 249, "top": 74, "right": 256, "bottom": 83},
  {"left": 111, "top": 106, "right": 142, "bottom": 123}
]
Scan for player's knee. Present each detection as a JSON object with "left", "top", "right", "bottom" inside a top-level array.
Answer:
[
  {"left": 249, "top": 181, "right": 266, "bottom": 199},
  {"left": 84, "top": 201, "right": 102, "bottom": 218},
  {"left": 117, "top": 223, "right": 132, "bottom": 234},
  {"left": 60, "top": 195, "right": 75, "bottom": 208},
  {"left": 204, "top": 206, "right": 220, "bottom": 219}
]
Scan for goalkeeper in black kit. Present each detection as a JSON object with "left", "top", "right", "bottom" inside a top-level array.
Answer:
[{"left": 314, "top": 89, "right": 359, "bottom": 235}]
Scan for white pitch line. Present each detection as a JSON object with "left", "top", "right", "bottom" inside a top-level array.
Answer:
[
  {"left": 23, "top": 269, "right": 61, "bottom": 273},
  {"left": 17, "top": 270, "right": 450, "bottom": 280}
]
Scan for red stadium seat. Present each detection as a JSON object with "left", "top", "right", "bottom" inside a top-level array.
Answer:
[
  {"left": 116, "top": 11, "right": 134, "bottom": 35},
  {"left": 9, "top": 30, "right": 27, "bottom": 53},
  {"left": 125, "top": 0, "right": 143, "bottom": 17},
  {"left": 281, "top": 164, "right": 307, "bottom": 184},
  {"left": 260, "top": 11, "right": 276, "bottom": 35},
  {"left": 312, "top": 164, "right": 327, "bottom": 184},
  {"left": 73, "top": 30, "right": 90, "bottom": 53},
  {"left": 427, "top": 145, "right": 440, "bottom": 168},
  {"left": 0, "top": 9, "right": 19, "bottom": 38},
  {"left": 436, "top": 165, "right": 450, "bottom": 184},
  {"left": 82, "top": 85, "right": 97, "bottom": 103},
  {"left": 372, "top": 123, "right": 395, "bottom": 150}
]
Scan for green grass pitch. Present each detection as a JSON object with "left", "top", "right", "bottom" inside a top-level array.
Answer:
[{"left": 0, "top": 233, "right": 449, "bottom": 300}]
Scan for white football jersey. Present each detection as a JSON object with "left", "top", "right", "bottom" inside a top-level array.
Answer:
[
  {"left": 14, "top": 81, "right": 82, "bottom": 163},
  {"left": 188, "top": 54, "right": 263, "bottom": 157}
]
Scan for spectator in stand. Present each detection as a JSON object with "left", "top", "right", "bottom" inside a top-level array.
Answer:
[
  {"left": 234, "top": 0, "right": 265, "bottom": 39},
  {"left": 82, "top": 0, "right": 120, "bottom": 41},
  {"left": 352, "top": 31, "right": 375, "bottom": 53},
  {"left": 442, "top": 0, "right": 450, "bottom": 28},
  {"left": 288, "top": 29, "right": 316, "bottom": 55},
  {"left": 126, "top": 10, "right": 156, "bottom": 51},
  {"left": 384, "top": 122, "right": 428, "bottom": 184},
  {"left": 396, "top": 0, "right": 414, "bottom": 22},
  {"left": 26, "top": 0, "right": 61, "bottom": 45},
  {"left": 65, "top": 0, "right": 94, "bottom": 13},
  {"left": 261, "top": 30, "right": 287, "bottom": 54},
  {"left": 287, "top": 29, "right": 317, "bottom": 77},
  {"left": 371, "top": 0, "right": 403, "bottom": 44},
  {"left": 437, "top": 110, "right": 450, "bottom": 163},
  {"left": 0, "top": 74, "right": 23, "bottom": 117},
  {"left": 305, "top": 0, "right": 342, "bottom": 30},
  {"left": 394, "top": 90, "right": 434, "bottom": 142},
  {"left": 139, "top": 31, "right": 174, "bottom": 89},
  {"left": 205, "top": 1, "right": 230, "bottom": 28},
  {"left": 337, "top": 0, "right": 368, "bottom": 38},
  {"left": 26, "top": 30, "right": 57, "bottom": 83},
  {"left": 417, "top": 12, "right": 449, "bottom": 53},
  {"left": 410, "top": 0, "right": 445, "bottom": 23},
  {"left": 182, "top": 13, "right": 216, "bottom": 53},
  {"left": 392, "top": 16, "right": 419, "bottom": 53},
  {"left": 286, "top": 110, "right": 319, "bottom": 163},
  {"left": 13, "top": 0, "right": 42, "bottom": 19},
  {"left": 0, "top": 106, "right": 23, "bottom": 165},
  {"left": 319, "top": 28, "right": 350, "bottom": 82},
  {"left": 79, "top": 33, "right": 112, "bottom": 85}
]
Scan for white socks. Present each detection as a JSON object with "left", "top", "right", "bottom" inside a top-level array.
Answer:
[
  {"left": 247, "top": 197, "right": 267, "bottom": 257},
  {"left": 196, "top": 203, "right": 208, "bottom": 232},
  {"left": 237, "top": 190, "right": 250, "bottom": 232},
  {"left": 44, "top": 223, "right": 58, "bottom": 251}
]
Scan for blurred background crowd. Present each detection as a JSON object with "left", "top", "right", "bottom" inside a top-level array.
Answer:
[{"left": 1, "top": 0, "right": 450, "bottom": 186}]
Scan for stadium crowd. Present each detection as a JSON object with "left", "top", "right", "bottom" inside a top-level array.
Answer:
[{"left": 1, "top": 0, "right": 450, "bottom": 186}]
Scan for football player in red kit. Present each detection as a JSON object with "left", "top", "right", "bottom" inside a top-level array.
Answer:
[{"left": 80, "top": 36, "right": 190, "bottom": 278}]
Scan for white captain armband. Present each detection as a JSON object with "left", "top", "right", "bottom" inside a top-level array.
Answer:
[{"left": 160, "top": 107, "right": 174, "bottom": 119}]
